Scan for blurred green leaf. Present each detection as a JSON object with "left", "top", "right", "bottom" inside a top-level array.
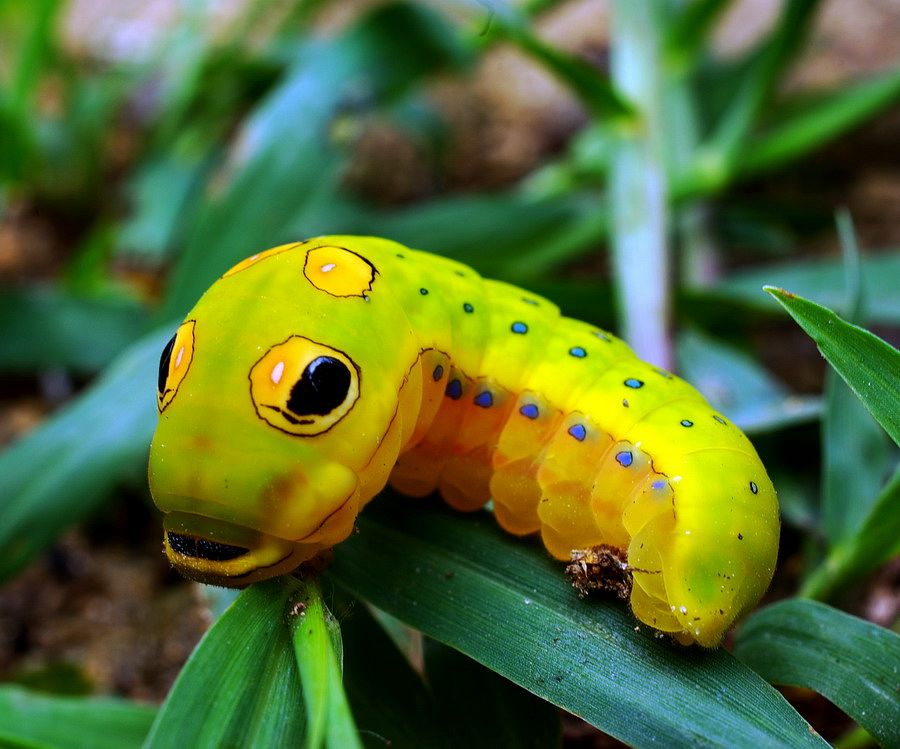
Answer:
[
  {"left": 0, "top": 686, "right": 155, "bottom": 749},
  {"left": 664, "top": 0, "right": 731, "bottom": 66},
  {"left": 161, "top": 2, "right": 470, "bottom": 319},
  {"left": 330, "top": 496, "right": 826, "bottom": 748},
  {"left": 677, "top": 329, "right": 820, "bottom": 434},
  {"left": 0, "top": 0, "right": 59, "bottom": 181},
  {"left": 290, "top": 582, "right": 362, "bottom": 749},
  {"left": 765, "top": 287, "right": 900, "bottom": 444},
  {"left": 0, "top": 287, "right": 149, "bottom": 373},
  {"left": 368, "top": 190, "right": 606, "bottom": 281},
  {"left": 821, "top": 216, "right": 891, "bottom": 543},
  {"left": 713, "top": 251, "right": 900, "bottom": 325},
  {"left": 425, "top": 640, "right": 561, "bottom": 749},
  {"left": 740, "top": 68, "right": 900, "bottom": 179},
  {"left": 460, "top": 1, "right": 633, "bottom": 121},
  {"left": 682, "top": 0, "right": 822, "bottom": 195},
  {"left": 339, "top": 597, "right": 450, "bottom": 749},
  {"left": 115, "top": 148, "right": 212, "bottom": 263},
  {"left": 735, "top": 599, "right": 900, "bottom": 748},
  {"left": 822, "top": 369, "right": 891, "bottom": 543},
  {"left": 144, "top": 579, "right": 306, "bottom": 748},
  {"left": 800, "top": 466, "right": 900, "bottom": 601},
  {"left": 0, "top": 327, "right": 167, "bottom": 583}
]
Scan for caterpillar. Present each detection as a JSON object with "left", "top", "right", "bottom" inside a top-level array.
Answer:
[{"left": 149, "top": 236, "right": 779, "bottom": 646}]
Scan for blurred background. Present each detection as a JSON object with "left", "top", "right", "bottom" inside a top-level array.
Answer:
[{"left": 0, "top": 0, "right": 898, "bottom": 745}]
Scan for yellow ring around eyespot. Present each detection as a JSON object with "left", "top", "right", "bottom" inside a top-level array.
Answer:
[
  {"left": 303, "top": 246, "right": 376, "bottom": 298},
  {"left": 249, "top": 335, "right": 360, "bottom": 437},
  {"left": 222, "top": 242, "right": 303, "bottom": 278},
  {"left": 158, "top": 320, "right": 196, "bottom": 412}
]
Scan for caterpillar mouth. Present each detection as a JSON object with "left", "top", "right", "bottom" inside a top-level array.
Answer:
[
  {"left": 166, "top": 532, "right": 249, "bottom": 561},
  {"left": 162, "top": 512, "right": 305, "bottom": 587}
]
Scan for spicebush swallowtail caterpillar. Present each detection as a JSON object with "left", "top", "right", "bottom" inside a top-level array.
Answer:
[{"left": 150, "top": 236, "right": 779, "bottom": 646}]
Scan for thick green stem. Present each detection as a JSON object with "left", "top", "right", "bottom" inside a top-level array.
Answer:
[{"left": 610, "top": 0, "right": 673, "bottom": 368}]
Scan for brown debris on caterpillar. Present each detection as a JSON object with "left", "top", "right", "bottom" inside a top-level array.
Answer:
[{"left": 566, "top": 545, "right": 632, "bottom": 601}]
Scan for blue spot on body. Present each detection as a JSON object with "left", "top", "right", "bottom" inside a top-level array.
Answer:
[
  {"left": 474, "top": 391, "right": 493, "bottom": 408},
  {"left": 520, "top": 403, "right": 539, "bottom": 420},
  {"left": 568, "top": 424, "right": 587, "bottom": 441},
  {"left": 593, "top": 331, "right": 611, "bottom": 342},
  {"left": 511, "top": 321, "right": 528, "bottom": 334},
  {"left": 463, "top": 302, "right": 474, "bottom": 314},
  {"left": 419, "top": 288, "right": 429, "bottom": 295},
  {"left": 680, "top": 419, "right": 693, "bottom": 427},
  {"left": 569, "top": 346, "right": 587, "bottom": 358},
  {"left": 445, "top": 379, "right": 462, "bottom": 400},
  {"left": 432, "top": 365, "right": 444, "bottom": 381},
  {"left": 624, "top": 378, "right": 644, "bottom": 389},
  {"left": 522, "top": 298, "right": 539, "bottom": 306},
  {"left": 750, "top": 481, "right": 759, "bottom": 494},
  {"left": 652, "top": 479, "right": 666, "bottom": 490},
  {"left": 616, "top": 451, "right": 634, "bottom": 467},
  {"left": 713, "top": 415, "right": 727, "bottom": 425}
]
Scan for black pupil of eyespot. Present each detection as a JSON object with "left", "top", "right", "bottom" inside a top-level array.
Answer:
[
  {"left": 287, "top": 356, "right": 351, "bottom": 416},
  {"left": 158, "top": 334, "right": 176, "bottom": 394}
]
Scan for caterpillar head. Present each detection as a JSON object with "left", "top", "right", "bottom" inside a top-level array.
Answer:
[{"left": 149, "top": 239, "right": 417, "bottom": 586}]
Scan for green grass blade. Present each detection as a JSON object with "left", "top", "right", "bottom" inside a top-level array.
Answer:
[
  {"left": 338, "top": 596, "right": 451, "bottom": 749},
  {"left": 0, "top": 287, "right": 149, "bottom": 373},
  {"left": 734, "top": 599, "right": 900, "bottom": 748},
  {"left": 740, "top": 68, "right": 900, "bottom": 179},
  {"left": 424, "top": 640, "right": 561, "bottom": 749},
  {"left": 290, "top": 582, "right": 362, "bottom": 749},
  {"left": 143, "top": 580, "right": 306, "bottom": 749},
  {"left": 329, "top": 496, "right": 826, "bottom": 748},
  {"left": 0, "top": 327, "right": 169, "bottom": 583},
  {"left": 0, "top": 686, "right": 156, "bottom": 749},
  {"left": 764, "top": 287, "right": 900, "bottom": 445},
  {"left": 800, "top": 466, "right": 900, "bottom": 601}
]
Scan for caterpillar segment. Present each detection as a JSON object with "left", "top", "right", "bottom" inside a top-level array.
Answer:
[{"left": 150, "top": 236, "right": 779, "bottom": 646}]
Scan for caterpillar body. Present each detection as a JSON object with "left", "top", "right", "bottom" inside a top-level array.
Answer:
[{"left": 150, "top": 236, "right": 779, "bottom": 646}]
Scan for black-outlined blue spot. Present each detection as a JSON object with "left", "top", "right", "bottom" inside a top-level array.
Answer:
[
  {"left": 419, "top": 288, "right": 429, "bottom": 296},
  {"left": 445, "top": 379, "right": 462, "bottom": 400},
  {"left": 624, "top": 378, "right": 644, "bottom": 389},
  {"left": 511, "top": 321, "right": 528, "bottom": 334},
  {"left": 622, "top": 399, "right": 630, "bottom": 408},
  {"left": 520, "top": 403, "right": 539, "bottom": 420},
  {"left": 680, "top": 419, "right": 693, "bottom": 427},
  {"left": 616, "top": 450, "right": 634, "bottom": 467},
  {"left": 522, "top": 297, "right": 539, "bottom": 306},
  {"left": 432, "top": 365, "right": 444, "bottom": 381},
  {"left": 463, "top": 302, "right": 474, "bottom": 314},
  {"left": 569, "top": 346, "right": 587, "bottom": 358},
  {"left": 474, "top": 391, "right": 493, "bottom": 408},
  {"left": 593, "top": 331, "right": 611, "bottom": 342},
  {"left": 749, "top": 481, "right": 759, "bottom": 495},
  {"left": 568, "top": 424, "right": 587, "bottom": 441},
  {"left": 713, "top": 415, "right": 727, "bottom": 425}
]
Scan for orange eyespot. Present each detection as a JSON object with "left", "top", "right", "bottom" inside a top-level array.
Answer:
[
  {"left": 157, "top": 320, "right": 196, "bottom": 412},
  {"left": 249, "top": 336, "right": 360, "bottom": 437}
]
